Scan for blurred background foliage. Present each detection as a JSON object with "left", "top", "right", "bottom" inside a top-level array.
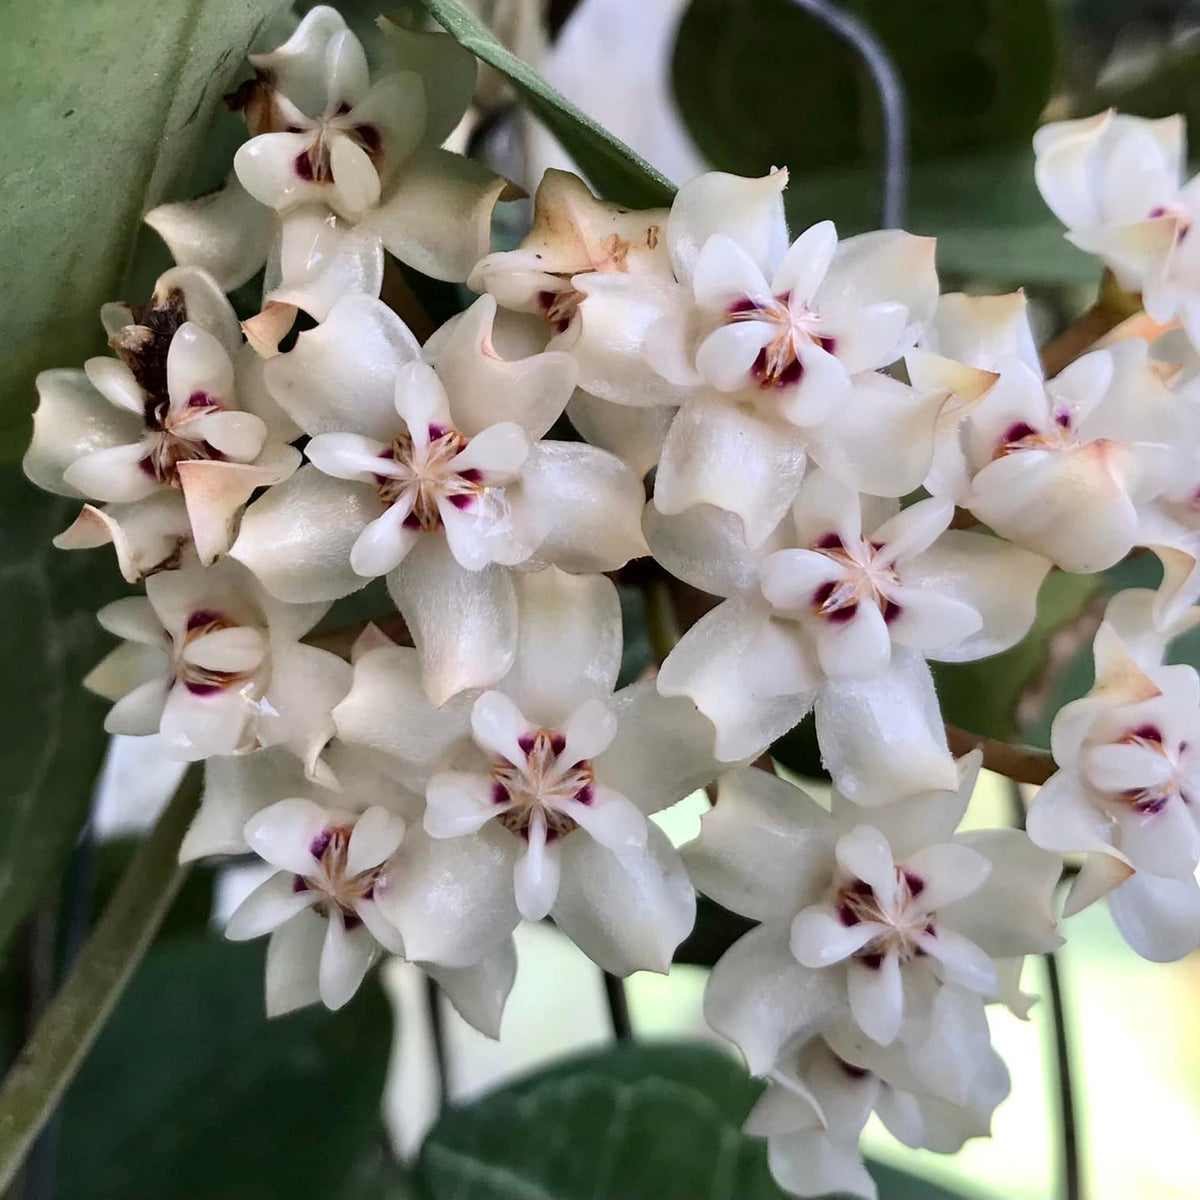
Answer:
[{"left": 2, "top": 0, "right": 1200, "bottom": 1197}]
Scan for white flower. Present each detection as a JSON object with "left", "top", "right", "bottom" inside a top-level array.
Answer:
[
  {"left": 468, "top": 167, "right": 676, "bottom": 475},
  {"left": 23, "top": 267, "right": 300, "bottom": 575},
  {"left": 748, "top": 994, "right": 1008, "bottom": 1200},
  {"left": 911, "top": 291, "right": 1200, "bottom": 572},
  {"left": 144, "top": 10, "right": 512, "bottom": 348},
  {"left": 84, "top": 555, "right": 348, "bottom": 764},
  {"left": 1034, "top": 110, "right": 1200, "bottom": 321},
  {"left": 230, "top": 294, "right": 647, "bottom": 705},
  {"left": 651, "top": 468, "right": 1050, "bottom": 765},
  {"left": 692, "top": 756, "right": 1061, "bottom": 1063},
  {"left": 558, "top": 169, "right": 944, "bottom": 543},
  {"left": 332, "top": 567, "right": 721, "bottom": 975},
  {"left": 1027, "top": 602, "right": 1200, "bottom": 961}
]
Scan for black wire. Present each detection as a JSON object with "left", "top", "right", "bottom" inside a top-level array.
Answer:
[
  {"left": 1004, "top": 779, "right": 1083, "bottom": 1200},
  {"left": 1043, "top": 949, "right": 1083, "bottom": 1200},
  {"left": 602, "top": 972, "right": 632, "bottom": 1042},
  {"left": 787, "top": 0, "right": 909, "bottom": 228}
]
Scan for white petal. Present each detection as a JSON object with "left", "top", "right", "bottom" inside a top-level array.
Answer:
[
  {"left": 666, "top": 168, "right": 789, "bottom": 284},
  {"left": 1107, "top": 870, "right": 1200, "bottom": 962},
  {"left": 103, "top": 676, "right": 170, "bottom": 735},
  {"left": 245, "top": 797, "right": 332, "bottom": 874},
  {"left": 513, "top": 811, "right": 561, "bottom": 920},
  {"left": 501, "top": 567, "right": 621, "bottom": 721},
  {"left": 654, "top": 395, "right": 807, "bottom": 547},
  {"left": 691, "top": 234, "right": 773, "bottom": 310},
  {"left": 182, "top": 625, "right": 266, "bottom": 674},
  {"left": 566, "top": 391, "right": 673, "bottom": 476},
  {"left": 511, "top": 441, "right": 648, "bottom": 574},
  {"left": 1084, "top": 742, "right": 1174, "bottom": 791},
  {"left": 235, "top": 131, "right": 329, "bottom": 214},
  {"left": 346, "top": 805, "right": 406, "bottom": 876},
  {"left": 327, "top": 133, "right": 381, "bottom": 218},
  {"left": 262, "top": 294, "right": 420, "bottom": 439},
  {"left": 226, "top": 872, "right": 315, "bottom": 940},
  {"left": 847, "top": 951, "right": 904, "bottom": 1044},
  {"left": 84, "top": 357, "right": 145, "bottom": 415},
  {"left": 334, "top": 642, "right": 470, "bottom": 763},
  {"left": 426, "top": 771, "right": 504, "bottom": 838},
  {"left": 62, "top": 442, "right": 159, "bottom": 504},
  {"left": 920, "top": 928, "right": 998, "bottom": 994},
  {"left": 657, "top": 594, "right": 819, "bottom": 762},
  {"left": 158, "top": 684, "right": 251, "bottom": 761},
  {"left": 900, "top": 843, "right": 991, "bottom": 909},
  {"left": 683, "top": 767, "right": 834, "bottom": 921},
  {"left": 814, "top": 602, "right": 891, "bottom": 680},
  {"left": 597, "top": 679, "right": 725, "bottom": 811},
  {"left": 264, "top": 908, "right": 325, "bottom": 1016},
  {"left": 450, "top": 422, "right": 530, "bottom": 478},
  {"left": 759, "top": 548, "right": 847, "bottom": 612},
  {"left": 693, "top": 320, "right": 774, "bottom": 391},
  {"left": 560, "top": 698, "right": 619, "bottom": 762},
  {"left": 424, "top": 937, "right": 518, "bottom": 1041},
  {"left": 387, "top": 536, "right": 517, "bottom": 705},
  {"left": 319, "top": 910, "right": 377, "bottom": 1010},
  {"left": 642, "top": 502, "right": 764, "bottom": 599},
  {"left": 835, "top": 825, "right": 897, "bottom": 901},
  {"left": 773, "top": 221, "right": 839, "bottom": 303},
  {"left": 144, "top": 176, "right": 275, "bottom": 292},
  {"left": 790, "top": 905, "right": 881, "bottom": 967},
  {"left": 551, "top": 824, "right": 694, "bottom": 975},
  {"left": 350, "top": 504, "right": 419, "bottom": 578},
  {"left": 230, "top": 466, "right": 378, "bottom": 602},
  {"left": 428, "top": 295, "right": 577, "bottom": 439},
  {"left": 306, "top": 432, "right": 392, "bottom": 482},
  {"left": 376, "top": 824, "right": 520, "bottom": 966},
  {"left": 558, "top": 784, "right": 646, "bottom": 853},
  {"left": 815, "top": 651, "right": 958, "bottom": 805},
  {"left": 364, "top": 146, "right": 512, "bottom": 282},
  {"left": 884, "top": 588, "right": 982, "bottom": 656}
]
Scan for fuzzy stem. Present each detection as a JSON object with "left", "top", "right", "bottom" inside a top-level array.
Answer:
[
  {"left": 644, "top": 578, "right": 680, "bottom": 664},
  {"left": 0, "top": 766, "right": 202, "bottom": 1193},
  {"left": 944, "top": 725, "right": 1057, "bottom": 785}
]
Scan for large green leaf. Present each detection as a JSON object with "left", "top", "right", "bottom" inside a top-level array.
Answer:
[
  {"left": 0, "top": 0, "right": 288, "bottom": 461},
  {"left": 409, "top": 0, "right": 676, "bottom": 208},
  {"left": 419, "top": 1041, "right": 964, "bottom": 1200},
  {"left": 57, "top": 936, "right": 394, "bottom": 1200},
  {"left": 673, "top": 0, "right": 1056, "bottom": 176},
  {"left": 0, "top": 468, "right": 130, "bottom": 960}
]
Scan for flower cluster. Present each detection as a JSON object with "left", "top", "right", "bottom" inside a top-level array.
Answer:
[{"left": 20, "top": 6, "right": 1200, "bottom": 1194}]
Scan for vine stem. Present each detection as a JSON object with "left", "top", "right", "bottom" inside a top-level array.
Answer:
[
  {"left": 0, "top": 766, "right": 202, "bottom": 1194},
  {"left": 1040, "top": 269, "right": 1147, "bottom": 377},
  {"left": 602, "top": 973, "right": 632, "bottom": 1041},
  {"left": 944, "top": 725, "right": 1057, "bottom": 785}
]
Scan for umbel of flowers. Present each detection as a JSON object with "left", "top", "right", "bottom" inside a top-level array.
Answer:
[{"left": 20, "top": 8, "right": 1200, "bottom": 1198}]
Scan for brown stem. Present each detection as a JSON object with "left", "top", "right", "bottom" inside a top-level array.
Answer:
[
  {"left": 944, "top": 725, "right": 1057, "bottom": 786},
  {"left": 1040, "top": 270, "right": 1144, "bottom": 377}
]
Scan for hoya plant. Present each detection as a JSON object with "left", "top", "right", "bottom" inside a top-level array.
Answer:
[{"left": 1, "top": 1, "right": 1198, "bottom": 1197}]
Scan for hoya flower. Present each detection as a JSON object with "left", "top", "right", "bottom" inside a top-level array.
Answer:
[
  {"left": 910, "top": 291, "right": 1200, "bottom": 572},
  {"left": 23, "top": 267, "right": 300, "bottom": 576},
  {"left": 651, "top": 467, "right": 1050, "bottom": 767},
  {"left": 1027, "top": 605, "right": 1200, "bottom": 961},
  {"left": 206, "top": 750, "right": 515, "bottom": 1029},
  {"left": 690, "top": 757, "right": 1061, "bottom": 1064},
  {"left": 145, "top": 10, "right": 512, "bottom": 345},
  {"left": 469, "top": 168, "right": 675, "bottom": 474},
  {"left": 231, "top": 294, "right": 647, "bottom": 705},
  {"left": 1034, "top": 110, "right": 1200, "bottom": 321},
  {"left": 748, "top": 995, "right": 1008, "bottom": 1200},
  {"left": 332, "top": 568, "right": 721, "bottom": 975},
  {"left": 84, "top": 555, "right": 348, "bottom": 764},
  {"left": 561, "top": 169, "right": 944, "bottom": 542}
]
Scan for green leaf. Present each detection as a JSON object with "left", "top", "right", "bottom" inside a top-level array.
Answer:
[
  {"left": 0, "top": 0, "right": 289, "bottom": 461},
  {"left": 0, "top": 769, "right": 200, "bottom": 1192},
  {"left": 782, "top": 151, "right": 1098, "bottom": 286},
  {"left": 933, "top": 570, "right": 1103, "bottom": 744},
  {"left": 0, "top": 468, "right": 131, "bottom": 960},
  {"left": 420, "top": 1042, "right": 786, "bottom": 1200},
  {"left": 408, "top": 0, "right": 676, "bottom": 208},
  {"left": 673, "top": 0, "right": 1056, "bottom": 176},
  {"left": 57, "top": 935, "right": 394, "bottom": 1200},
  {"left": 419, "top": 1041, "right": 965, "bottom": 1200}
]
